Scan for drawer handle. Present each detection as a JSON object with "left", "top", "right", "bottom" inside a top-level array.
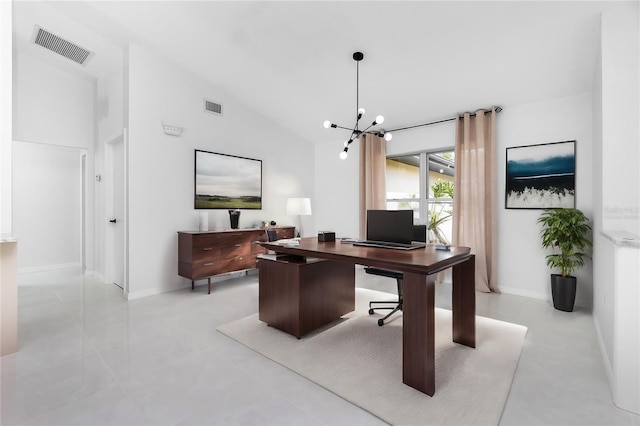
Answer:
[
  {"left": 203, "top": 247, "right": 213, "bottom": 251},
  {"left": 234, "top": 244, "right": 242, "bottom": 247},
  {"left": 236, "top": 257, "right": 243, "bottom": 260},
  {"left": 203, "top": 262, "right": 213, "bottom": 266}
]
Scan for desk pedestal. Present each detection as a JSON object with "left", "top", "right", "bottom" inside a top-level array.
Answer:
[{"left": 258, "top": 257, "right": 355, "bottom": 338}]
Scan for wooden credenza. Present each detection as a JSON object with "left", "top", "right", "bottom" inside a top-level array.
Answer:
[{"left": 178, "top": 227, "right": 294, "bottom": 294}]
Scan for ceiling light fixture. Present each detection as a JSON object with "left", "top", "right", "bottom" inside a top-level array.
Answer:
[{"left": 323, "top": 52, "right": 390, "bottom": 159}]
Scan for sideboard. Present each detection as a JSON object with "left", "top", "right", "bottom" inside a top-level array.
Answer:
[{"left": 178, "top": 227, "right": 295, "bottom": 294}]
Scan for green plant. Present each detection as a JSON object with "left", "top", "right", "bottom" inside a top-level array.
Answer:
[
  {"left": 537, "top": 208, "right": 592, "bottom": 277},
  {"left": 427, "top": 180, "right": 454, "bottom": 244}
]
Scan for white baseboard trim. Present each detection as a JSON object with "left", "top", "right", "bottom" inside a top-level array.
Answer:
[
  {"left": 498, "top": 285, "right": 550, "bottom": 301},
  {"left": 125, "top": 287, "right": 167, "bottom": 300},
  {"left": 593, "top": 317, "right": 614, "bottom": 389},
  {"left": 125, "top": 270, "right": 254, "bottom": 300},
  {"left": 18, "top": 262, "right": 82, "bottom": 275}
]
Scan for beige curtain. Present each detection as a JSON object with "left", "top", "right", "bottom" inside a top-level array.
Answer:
[
  {"left": 453, "top": 109, "right": 498, "bottom": 293},
  {"left": 359, "top": 133, "right": 387, "bottom": 239}
]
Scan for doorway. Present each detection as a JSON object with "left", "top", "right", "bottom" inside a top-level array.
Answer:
[
  {"left": 12, "top": 141, "right": 86, "bottom": 273},
  {"left": 105, "top": 134, "right": 127, "bottom": 293}
]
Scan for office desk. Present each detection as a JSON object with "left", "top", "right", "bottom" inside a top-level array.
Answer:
[{"left": 259, "top": 238, "right": 475, "bottom": 396}]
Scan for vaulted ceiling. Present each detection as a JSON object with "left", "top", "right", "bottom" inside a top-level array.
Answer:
[{"left": 12, "top": 1, "right": 622, "bottom": 145}]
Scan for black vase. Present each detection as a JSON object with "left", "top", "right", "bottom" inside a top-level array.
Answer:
[
  {"left": 550, "top": 274, "right": 577, "bottom": 312},
  {"left": 229, "top": 209, "right": 240, "bottom": 229}
]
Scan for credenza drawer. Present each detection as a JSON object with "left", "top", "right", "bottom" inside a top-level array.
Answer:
[
  {"left": 177, "top": 227, "right": 295, "bottom": 293},
  {"left": 190, "top": 255, "right": 259, "bottom": 278}
]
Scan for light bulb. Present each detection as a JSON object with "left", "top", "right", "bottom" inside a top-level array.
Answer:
[
  {"left": 384, "top": 132, "right": 393, "bottom": 141},
  {"left": 375, "top": 115, "right": 384, "bottom": 124},
  {"left": 358, "top": 108, "right": 365, "bottom": 117},
  {"left": 339, "top": 150, "right": 348, "bottom": 160},
  {"left": 323, "top": 120, "right": 331, "bottom": 129}
]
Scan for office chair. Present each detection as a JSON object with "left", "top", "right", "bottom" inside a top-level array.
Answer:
[
  {"left": 265, "top": 229, "right": 278, "bottom": 242},
  {"left": 367, "top": 224, "right": 427, "bottom": 326}
]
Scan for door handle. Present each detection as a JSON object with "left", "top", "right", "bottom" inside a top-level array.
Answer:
[{"left": 109, "top": 218, "right": 117, "bottom": 223}]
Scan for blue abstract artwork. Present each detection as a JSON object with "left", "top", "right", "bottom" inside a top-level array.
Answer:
[{"left": 505, "top": 141, "right": 575, "bottom": 209}]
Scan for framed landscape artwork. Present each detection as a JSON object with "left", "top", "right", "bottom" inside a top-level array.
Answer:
[
  {"left": 194, "top": 150, "right": 262, "bottom": 209},
  {"left": 505, "top": 140, "right": 576, "bottom": 209}
]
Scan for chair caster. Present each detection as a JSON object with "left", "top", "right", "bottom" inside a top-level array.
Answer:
[
  {"left": 369, "top": 308, "right": 374, "bottom": 315},
  {"left": 377, "top": 319, "right": 384, "bottom": 326}
]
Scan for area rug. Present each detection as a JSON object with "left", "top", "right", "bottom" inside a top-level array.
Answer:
[{"left": 217, "top": 289, "right": 527, "bottom": 426}]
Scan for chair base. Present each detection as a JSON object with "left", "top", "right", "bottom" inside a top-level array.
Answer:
[
  {"left": 368, "top": 300, "right": 403, "bottom": 326},
  {"left": 365, "top": 266, "right": 405, "bottom": 327}
]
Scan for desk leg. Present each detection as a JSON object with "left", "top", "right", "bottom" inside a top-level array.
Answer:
[
  {"left": 402, "top": 272, "right": 436, "bottom": 396},
  {"left": 452, "top": 255, "right": 475, "bottom": 348}
]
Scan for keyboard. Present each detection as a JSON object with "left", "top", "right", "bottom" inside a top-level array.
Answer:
[{"left": 353, "top": 240, "right": 426, "bottom": 250}]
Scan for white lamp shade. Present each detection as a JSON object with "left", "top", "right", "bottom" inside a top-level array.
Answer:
[{"left": 286, "top": 198, "right": 312, "bottom": 216}]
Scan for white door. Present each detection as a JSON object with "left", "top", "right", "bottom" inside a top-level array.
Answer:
[{"left": 106, "top": 135, "right": 125, "bottom": 290}]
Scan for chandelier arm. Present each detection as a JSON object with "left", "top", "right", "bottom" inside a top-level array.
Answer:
[
  {"left": 332, "top": 124, "right": 356, "bottom": 131},
  {"left": 358, "top": 122, "right": 377, "bottom": 135}
]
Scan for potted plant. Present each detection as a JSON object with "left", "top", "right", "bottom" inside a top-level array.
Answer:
[
  {"left": 427, "top": 180, "right": 454, "bottom": 244},
  {"left": 537, "top": 208, "right": 592, "bottom": 312}
]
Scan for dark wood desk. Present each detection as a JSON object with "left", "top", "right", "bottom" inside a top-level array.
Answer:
[{"left": 259, "top": 238, "right": 475, "bottom": 396}]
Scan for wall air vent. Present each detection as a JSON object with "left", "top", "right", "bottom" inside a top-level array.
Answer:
[
  {"left": 204, "top": 99, "right": 223, "bottom": 116},
  {"left": 32, "top": 26, "right": 94, "bottom": 66}
]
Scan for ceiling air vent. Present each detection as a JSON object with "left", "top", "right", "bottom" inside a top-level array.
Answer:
[
  {"left": 32, "top": 26, "right": 94, "bottom": 66},
  {"left": 204, "top": 99, "right": 223, "bottom": 116}
]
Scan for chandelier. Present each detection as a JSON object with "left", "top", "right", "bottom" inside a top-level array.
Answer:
[{"left": 323, "top": 52, "right": 392, "bottom": 159}]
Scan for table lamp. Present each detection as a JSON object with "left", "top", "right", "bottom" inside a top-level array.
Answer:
[{"left": 286, "top": 197, "right": 312, "bottom": 237}]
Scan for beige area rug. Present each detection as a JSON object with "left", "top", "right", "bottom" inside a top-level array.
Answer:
[{"left": 217, "top": 289, "right": 527, "bottom": 426}]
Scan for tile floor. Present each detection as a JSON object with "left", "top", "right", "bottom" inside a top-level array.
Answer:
[{"left": 1, "top": 267, "right": 638, "bottom": 426}]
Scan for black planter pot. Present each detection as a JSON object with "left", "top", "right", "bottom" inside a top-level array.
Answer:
[
  {"left": 551, "top": 274, "right": 577, "bottom": 312},
  {"left": 229, "top": 209, "right": 240, "bottom": 229}
]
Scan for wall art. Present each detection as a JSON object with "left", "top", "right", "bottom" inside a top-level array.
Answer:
[{"left": 505, "top": 140, "right": 575, "bottom": 209}]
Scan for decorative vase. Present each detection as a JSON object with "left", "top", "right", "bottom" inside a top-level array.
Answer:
[
  {"left": 198, "top": 212, "right": 208, "bottom": 231},
  {"left": 550, "top": 274, "right": 577, "bottom": 312},
  {"left": 229, "top": 209, "right": 240, "bottom": 229}
]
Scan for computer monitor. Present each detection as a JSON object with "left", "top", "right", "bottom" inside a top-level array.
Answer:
[{"left": 366, "top": 210, "right": 414, "bottom": 244}]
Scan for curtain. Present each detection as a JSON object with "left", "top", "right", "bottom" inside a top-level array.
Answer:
[
  {"left": 453, "top": 108, "right": 498, "bottom": 293},
  {"left": 359, "top": 133, "right": 387, "bottom": 239}
]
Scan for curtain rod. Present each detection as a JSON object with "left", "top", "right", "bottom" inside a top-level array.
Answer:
[{"left": 386, "top": 106, "right": 502, "bottom": 133}]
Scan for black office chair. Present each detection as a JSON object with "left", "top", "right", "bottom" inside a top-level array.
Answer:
[
  {"left": 265, "top": 229, "right": 278, "bottom": 242},
  {"left": 367, "top": 224, "right": 427, "bottom": 326}
]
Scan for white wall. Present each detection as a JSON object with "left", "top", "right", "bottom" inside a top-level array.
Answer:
[
  {"left": 12, "top": 51, "right": 96, "bottom": 273},
  {"left": 0, "top": 0, "right": 12, "bottom": 236},
  {"left": 497, "top": 93, "right": 594, "bottom": 307},
  {"left": 315, "top": 94, "right": 595, "bottom": 306},
  {"left": 592, "top": 4, "right": 640, "bottom": 408},
  {"left": 599, "top": 6, "right": 640, "bottom": 234},
  {"left": 125, "top": 44, "right": 315, "bottom": 299}
]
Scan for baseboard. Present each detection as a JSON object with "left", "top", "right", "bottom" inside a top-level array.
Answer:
[
  {"left": 125, "top": 270, "right": 253, "bottom": 300},
  {"left": 18, "top": 262, "right": 82, "bottom": 274},
  {"left": 593, "top": 317, "right": 615, "bottom": 395},
  {"left": 498, "top": 285, "right": 550, "bottom": 301},
  {"left": 125, "top": 286, "right": 167, "bottom": 300}
]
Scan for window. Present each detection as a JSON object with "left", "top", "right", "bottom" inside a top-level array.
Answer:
[{"left": 386, "top": 150, "right": 455, "bottom": 244}]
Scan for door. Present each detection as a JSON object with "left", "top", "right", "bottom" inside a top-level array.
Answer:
[{"left": 106, "top": 134, "right": 125, "bottom": 290}]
